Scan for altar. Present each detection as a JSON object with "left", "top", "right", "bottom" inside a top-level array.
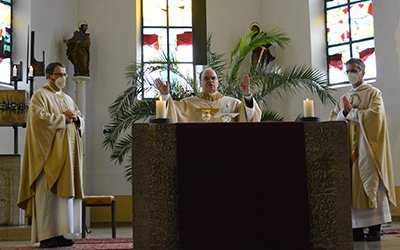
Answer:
[
  {"left": 0, "top": 154, "right": 21, "bottom": 226},
  {"left": 132, "top": 121, "right": 352, "bottom": 250}
]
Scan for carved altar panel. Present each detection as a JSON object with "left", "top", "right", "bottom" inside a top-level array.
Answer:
[{"left": 0, "top": 90, "right": 29, "bottom": 126}]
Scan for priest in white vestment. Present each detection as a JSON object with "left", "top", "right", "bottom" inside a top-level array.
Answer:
[
  {"left": 329, "top": 58, "right": 396, "bottom": 242},
  {"left": 155, "top": 68, "right": 262, "bottom": 122},
  {"left": 18, "top": 62, "right": 85, "bottom": 248}
]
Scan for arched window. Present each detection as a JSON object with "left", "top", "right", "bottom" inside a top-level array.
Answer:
[
  {"left": 141, "top": 0, "right": 197, "bottom": 98},
  {"left": 325, "top": 0, "right": 376, "bottom": 85}
]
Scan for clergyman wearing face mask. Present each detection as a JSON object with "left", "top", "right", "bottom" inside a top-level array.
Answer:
[
  {"left": 18, "top": 62, "right": 85, "bottom": 248},
  {"left": 346, "top": 67, "right": 364, "bottom": 88},
  {"left": 55, "top": 75, "right": 67, "bottom": 90},
  {"left": 328, "top": 58, "right": 396, "bottom": 242}
]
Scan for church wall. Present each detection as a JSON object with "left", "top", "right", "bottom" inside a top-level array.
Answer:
[
  {"left": 372, "top": 1, "right": 400, "bottom": 187},
  {"left": 206, "top": 0, "right": 261, "bottom": 69},
  {"left": 73, "top": 0, "right": 137, "bottom": 196},
  {"left": 257, "top": 0, "right": 327, "bottom": 123}
]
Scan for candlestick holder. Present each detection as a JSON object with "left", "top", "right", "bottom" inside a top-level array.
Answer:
[
  {"left": 28, "top": 76, "right": 34, "bottom": 98},
  {"left": 11, "top": 76, "right": 19, "bottom": 90},
  {"left": 11, "top": 62, "right": 23, "bottom": 89},
  {"left": 299, "top": 117, "right": 320, "bottom": 122},
  {"left": 149, "top": 118, "right": 173, "bottom": 124}
]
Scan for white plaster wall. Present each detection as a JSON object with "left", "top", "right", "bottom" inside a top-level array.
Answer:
[
  {"left": 260, "top": 0, "right": 311, "bottom": 66},
  {"left": 206, "top": 0, "right": 260, "bottom": 70},
  {"left": 75, "top": 0, "right": 136, "bottom": 195},
  {"left": 258, "top": 0, "right": 318, "bottom": 120},
  {"left": 373, "top": 1, "right": 400, "bottom": 185}
]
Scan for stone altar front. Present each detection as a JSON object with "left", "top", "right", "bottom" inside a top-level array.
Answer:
[
  {"left": 0, "top": 154, "right": 21, "bottom": 225},
  {"left": 132, "top": 121, "right": 353, "bottom": 250}
]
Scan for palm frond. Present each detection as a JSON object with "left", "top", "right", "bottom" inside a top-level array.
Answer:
[
  {"left": 272, "top": 65, "right": 334, "bottom": 104},
  {"left": 110, "top": 133, "right": 133, "bottom": 164},
  {"left": 207, "top": 33, "right": 226, "bottom": 80},
  {"left": 123, "top": 157, "right": 133, "bottom": 184},
  {"left": 261, "top": 110, "right": 284, "bottom": 121},
  {"left": 103, "top": 99, "right": 154, "bottom": 150},
  {"left": 227, "top": 28, "right": 290, "bottom": 86}
]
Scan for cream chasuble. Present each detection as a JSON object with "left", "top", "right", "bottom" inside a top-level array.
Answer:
[
  {"left": 165, "top": 92, "right": 262, "bottom": 123},
  {"left": 329, "top": 83, "right": 396, "bottom": 212},
  {"left": 18, "top": 85, "right": 85, "bottom": 241}
]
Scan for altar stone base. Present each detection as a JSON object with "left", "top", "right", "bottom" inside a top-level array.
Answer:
[
  {"left": 0, "top": 155, "right": 21, "bottom": 225},
  {"left": 0, "top": 154, "right": 31, "bottom": 241}
]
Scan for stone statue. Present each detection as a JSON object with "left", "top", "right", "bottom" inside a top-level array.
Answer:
[
  {"left": 250, "top": 22, "right": 275, "bottom": 69},
  {"left": 64, "top": 21, "right": 90, "bottom": 76}
]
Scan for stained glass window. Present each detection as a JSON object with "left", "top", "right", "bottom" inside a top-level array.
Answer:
[
  {"left": 325, "top": 0, "right": 376, "bottom": 85},
  {"left": 141, "top": 0, "right": 198, "bottom": 98},
  {"left": 0, "top": 0, "right": 12, "bottom": 85}
]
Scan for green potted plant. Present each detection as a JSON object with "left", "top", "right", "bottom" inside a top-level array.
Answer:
[{"left": 103, "top": 27, "right": 336, "bottom": 182}]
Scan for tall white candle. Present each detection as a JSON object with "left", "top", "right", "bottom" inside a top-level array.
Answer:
[
  {"left": 12, "top": 65, "right": 17, "bottom": 77},
  {"left": 156, "top": 98, "right": 166, "bottom": 119},
  {"left": 303, "top": 98, "right": 314, "bottom": 117},
  {"left": 29, "top": 66, "right": 34, "bottom": 77}
]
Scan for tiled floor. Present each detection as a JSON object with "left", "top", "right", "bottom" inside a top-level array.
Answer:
[
  {"left": 1, "top": 222, "right": 400, "bottom": 249},
  {"left": 0, "top": 225, "right": 133, "bottom": 248},
  {"left": 353, "top": 221, "right": 400, "bottom": 250}
]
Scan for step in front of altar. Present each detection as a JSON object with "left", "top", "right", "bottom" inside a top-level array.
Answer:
[{"left": 0, "top": 226, "right": 31, "bottom": 241}]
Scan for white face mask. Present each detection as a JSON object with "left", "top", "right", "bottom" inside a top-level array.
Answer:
[
  {"left": 55, "top": 76, "right": 66, "bottom": 89},
  {"left": 347, "top": 72, "right": 360, "bottom": 86}
]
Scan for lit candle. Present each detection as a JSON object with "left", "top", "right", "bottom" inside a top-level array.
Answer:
[
  {"left": 29, "top": 66, "right": 34, "bottom": 77},
  {"left": 156, "top": 97, "right": 166, "bottom": 119},
  {"left": 303, "top": 98, "right": 314, "bottom": 117},
  {"left": 12, "top": 65, "right": 17, "bottom": 77}
]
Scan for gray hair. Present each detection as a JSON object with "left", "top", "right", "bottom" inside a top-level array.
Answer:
[
  {"left": 345, "top": 58, "right": 365, "bottom": 72},
  {"left": 199, "top": 67, "right": 217, "bottom": 81}
]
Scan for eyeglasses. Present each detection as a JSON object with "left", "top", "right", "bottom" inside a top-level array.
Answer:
[
  {"left": 345, "top": 69, "right": 361, "bottom": 75},
  {"left": 52, "top": 73, "right": 68, "bottom": 77}
]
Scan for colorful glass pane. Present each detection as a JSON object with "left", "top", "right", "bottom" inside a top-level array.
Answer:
[
  {"left": 169, "top": 0, "right": 191, "bottom": 26},
  {"left": 142, "top": 63, "right": 166, "bottom": 98},
  {"left": 142, "top": 63, "right": 194, "bottom": 99},
  {"left": 326, "top": 6, "right": 350, "bottom": 45},
  {"left": 143, "top": 0, "right": 167, "bottom": 26},
  {"left": 326, "top": 0, "right": 347, "bottom": 9},
  {"left": 169, "top": 28, "right": 192, "bottom": 62},
  {"left": 350, "top": 2, "right": 374, "bottom": 41},
  {"left": 328, "top": 45, "right": 351, "bottom": 84},
  {"left": 143, "top": 28, "right": 167, "bottom": 62},
  {"left": 142, "top": 0, "right": 195, "bottom": 98},
  {"left": 169, "top": 63, "right": 194, "bottom": 97},
  {"left": 0, "top": 0, "right": 11, "bottom": 84},
  {"left": 351, "top": 40, "right": 376, "bottom": 79}
]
